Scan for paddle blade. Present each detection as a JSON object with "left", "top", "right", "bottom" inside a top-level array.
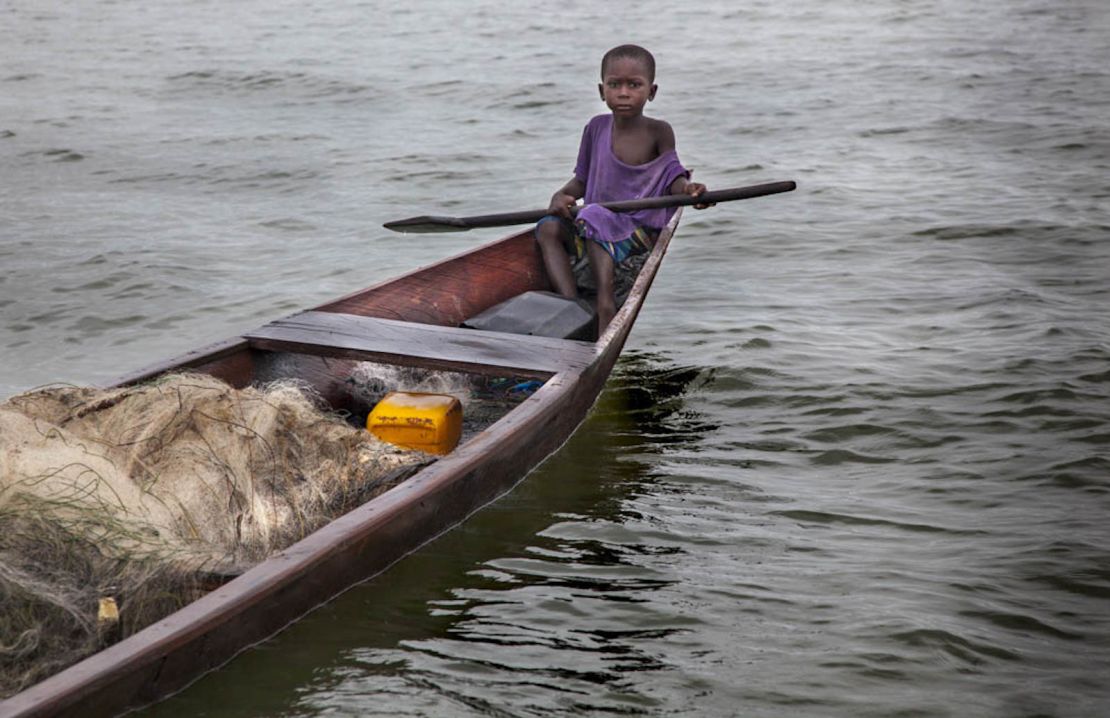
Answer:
[
  {"left": 382, "top": 216, "right": 472, "bottom": 233},
  {"left": 384, "top": 208, "right": 552, "bottom": 233}
]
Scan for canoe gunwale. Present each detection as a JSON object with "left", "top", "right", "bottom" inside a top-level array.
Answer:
[{"left": 1, "top": 210, "right": 681, "bottom": 718}]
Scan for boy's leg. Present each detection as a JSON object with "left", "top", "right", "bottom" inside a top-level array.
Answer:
[
  {"left": 535, "top": 218, "right": 578, "bottom": 299},
  {"left": 586, "top": 240, "right": 617, "bottom": 332}
]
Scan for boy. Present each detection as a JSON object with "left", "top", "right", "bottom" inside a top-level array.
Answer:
[{"left": 535, "top": 44, "right": 707, "bottom": 332}]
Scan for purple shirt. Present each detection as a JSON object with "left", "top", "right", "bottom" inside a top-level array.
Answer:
[{"left": 573, "top": 114, "right": 689, "bottom": 243}]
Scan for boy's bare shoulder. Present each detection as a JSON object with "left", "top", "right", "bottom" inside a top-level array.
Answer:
[{"left": 649, "top": 117, "right": 677, "bottom": 153}]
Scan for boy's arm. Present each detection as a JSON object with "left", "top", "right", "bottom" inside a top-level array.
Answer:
[
  {"left": 657, "top": 120, "right": 708, "bottom": 201},
  {"left": 549, "top": 177, "right": 585, "bottom": 219}
]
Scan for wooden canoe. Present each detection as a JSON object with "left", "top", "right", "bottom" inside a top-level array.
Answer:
[{"left": 1, "top": 208, "right": 683, "bottom": 717}]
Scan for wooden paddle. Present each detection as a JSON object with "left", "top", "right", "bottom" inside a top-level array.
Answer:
[{"left": 383, "top": 180, "right": 796, "bottom": 233}]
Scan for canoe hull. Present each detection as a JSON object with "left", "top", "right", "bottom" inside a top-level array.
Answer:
[{"left": 2, "top": 211, "right": 679, "bottom": 718}]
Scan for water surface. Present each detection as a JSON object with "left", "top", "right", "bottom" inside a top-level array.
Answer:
[{"left": 2, "top": 0, "right": 1108, "bottom": 715}]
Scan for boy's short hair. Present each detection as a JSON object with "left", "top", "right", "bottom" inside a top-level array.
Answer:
[{"left": 600, "top": 44, "right": 656, "bottom": 81}]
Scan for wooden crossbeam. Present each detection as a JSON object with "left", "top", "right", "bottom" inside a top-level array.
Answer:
[{"left": 245, "top": 311, "right": 598, "bottom": 378}]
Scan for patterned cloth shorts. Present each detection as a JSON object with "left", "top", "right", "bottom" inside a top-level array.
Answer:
[{"left": 535, "top": 215, "right": 657, "bottom": 264}]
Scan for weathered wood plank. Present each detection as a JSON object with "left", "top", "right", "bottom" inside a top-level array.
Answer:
[{"left": 244, "top": 311, "right": 597, "bottom": 378}]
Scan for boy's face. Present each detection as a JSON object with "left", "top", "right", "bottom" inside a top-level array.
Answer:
[{"left": 599, "top": 56, "right": 657, "bottom": 118}]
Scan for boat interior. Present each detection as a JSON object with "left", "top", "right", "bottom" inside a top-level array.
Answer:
[{"left": 114, "top": 231, "right": 649, "bottom": 434}]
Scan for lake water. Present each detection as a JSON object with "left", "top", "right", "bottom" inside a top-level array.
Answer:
[{"left": 3, "top": 0, "right": 1109, "bottom": 715}]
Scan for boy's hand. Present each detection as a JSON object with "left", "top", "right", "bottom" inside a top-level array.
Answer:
[
  {"left": 686, "top": 182, "right": 714, "bottom": 209},
  {"left": 549, "top": 193, "right": 578, "bottom": 219}
]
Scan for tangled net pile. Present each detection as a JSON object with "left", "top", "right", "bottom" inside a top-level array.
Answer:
[{"left": 0, "top": 373, "right": 427, "bottom": 697}]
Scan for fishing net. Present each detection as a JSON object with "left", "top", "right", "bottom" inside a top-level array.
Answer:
[{"left": 0, "top": 373, "right": 428, "bottom": 697}]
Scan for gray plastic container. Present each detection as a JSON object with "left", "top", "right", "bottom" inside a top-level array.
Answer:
[{"left": 461, "top": 291, "right": 596, "bottom": 341}]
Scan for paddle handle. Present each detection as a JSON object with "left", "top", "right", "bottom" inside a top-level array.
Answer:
[
  {"left": 593, "top": 180, "right": 797, "bottom": 214},
  {"left": 463, "top": 181, "right": 797, "bottom": 229},
  {"left": 383, "top": 180, "right": 797, "bottom": 233}
]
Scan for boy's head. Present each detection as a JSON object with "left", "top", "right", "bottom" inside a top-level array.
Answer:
[
  {"left": 600, "top": 44, "right": 655, "bottom": 82},
  {"left": 598, "top": 44, "right": 658, "bottom": 115}
]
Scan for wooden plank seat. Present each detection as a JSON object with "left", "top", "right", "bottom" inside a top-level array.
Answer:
[{"left": 245, "top": 310, "right": 598, "bottom": 378}]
